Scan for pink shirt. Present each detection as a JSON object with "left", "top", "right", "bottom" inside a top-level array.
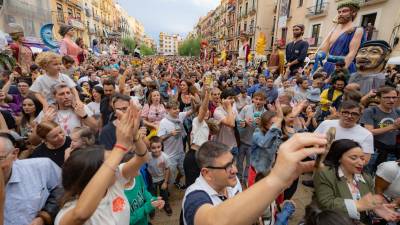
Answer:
[{"left": 59, "top": 37, "right": 82, "bottom": 64}]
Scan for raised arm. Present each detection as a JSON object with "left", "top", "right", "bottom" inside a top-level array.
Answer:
[
  {"left": 198, "top": 89, "right": 210, "bottom": 123},
  {"left": 193, "top": 133, "right": 327, "bottom": 225},
  {"left": 58, "top": 102, "right": 139, "bottom": 225}
]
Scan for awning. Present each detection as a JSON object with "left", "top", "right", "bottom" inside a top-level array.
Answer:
[{"left": 387, "top": 56, "right": 400, "bottom": 65}]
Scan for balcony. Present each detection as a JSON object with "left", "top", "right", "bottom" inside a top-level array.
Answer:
[
  {"left": 359, "top": 0, "right": 389, "bottom": 6},
  {"left": 306, "top": 2, "right": 329, "bottom": 19}
]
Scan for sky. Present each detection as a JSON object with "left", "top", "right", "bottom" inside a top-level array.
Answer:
[{"left": 117, "top": 0, "right": 219, "bottom": 43}]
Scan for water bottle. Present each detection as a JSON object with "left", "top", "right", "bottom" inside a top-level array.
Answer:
[{"left": 275, "top": 201, "right": 295, "bottom": 225}]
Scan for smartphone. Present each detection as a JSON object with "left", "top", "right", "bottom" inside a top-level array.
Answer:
[{"left": 315, "top": 127, "right": 336, "bottom": 169}]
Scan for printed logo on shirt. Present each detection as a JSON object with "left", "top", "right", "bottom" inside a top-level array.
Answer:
[
  {"left": 378, "top": 118, "right": 395, "bottom": 129},
  {"left": 112, "top": 196, "right": 126, "bottom": 212}
]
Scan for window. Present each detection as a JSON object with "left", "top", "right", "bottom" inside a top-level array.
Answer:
[
  {"left": 298, "top": 0, "right": 303, "bottom": 7},
  {"left": 311, "top": 24, "right": 321, "bottom": 47},
  {"left": 244, "top": 22, "right": 247, "bottom": 33},
  {"left": 245, "top": 2, "right": 248, "bottom": 14},
  {"left": 57, "top": 3, "right": 64, "bottom": 23},
  {"left": 67, "top": 8, "right": 73, "bottom": 18},
  {"left": 252, "top": 0, "right": 256, "bottom": 9}
]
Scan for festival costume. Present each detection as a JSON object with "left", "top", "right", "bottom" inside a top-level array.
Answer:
[
  {"left": 323, "top": 27, "right": 365, "bottom": 75},
  {"left": 59, "top": 37, "right": 82, "bottom": 64}
]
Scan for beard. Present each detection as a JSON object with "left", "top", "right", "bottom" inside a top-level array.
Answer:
[
  {"left": 337, "top": 15, "right": 352, "bottom": 24},
  {"left": 293, "top": 33, "right": 302, "bottom": 38}
]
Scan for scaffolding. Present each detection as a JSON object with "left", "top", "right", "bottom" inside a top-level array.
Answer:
[{"left": 0, "top": 0, "right": 53, "bottom": 37}]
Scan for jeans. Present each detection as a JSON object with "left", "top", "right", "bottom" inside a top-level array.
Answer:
[
  {"left": 148, "top": 180, "right": 169, "bottom": 204},
  {"left": 237, "top": 143, "right": 251, "bottom": 183}
]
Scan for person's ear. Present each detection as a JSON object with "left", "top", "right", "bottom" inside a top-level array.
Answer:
[{"left": 11, "top": 148, "right": 19, "bottom": 160}]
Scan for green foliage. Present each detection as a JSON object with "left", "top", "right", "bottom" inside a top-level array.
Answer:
[
  {"left": 178, "top": 37, "right": 201, "bottom": 56},
  {"left": 121, "top": 37, "right": 136, "bottom": 54},
  {"left": 140, "top": 44, "right": 155, "bottom": 56}
]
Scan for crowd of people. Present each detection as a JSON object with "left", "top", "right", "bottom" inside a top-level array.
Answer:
[{"left": 2, "top": 2, "right": 400, "bottom": 225}]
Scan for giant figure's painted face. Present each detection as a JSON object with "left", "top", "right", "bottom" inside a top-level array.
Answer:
[{"left": 356, "top": 46, "right": 387, "bottom": 71}]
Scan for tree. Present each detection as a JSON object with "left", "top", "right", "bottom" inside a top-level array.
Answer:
[
  {"left": 140, "top": 44, "right": 155, "bottom": 56},
  {"left": 121, "top": 37, "right": 136, "bottom": 54},
  {"left": 178, "top": 37, "right": 201, "bottom": 56}
]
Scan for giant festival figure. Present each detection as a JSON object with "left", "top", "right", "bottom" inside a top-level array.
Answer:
[{"left": 320, "top": 1, "right": 365, "bottom": 75}]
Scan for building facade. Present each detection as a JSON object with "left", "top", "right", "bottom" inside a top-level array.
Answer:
[
  {"left": 159, "top": 32, "right": 181, "bottom": 56},
  {"left": 0, "top": 0, "right": 53, "bottom": 38}
]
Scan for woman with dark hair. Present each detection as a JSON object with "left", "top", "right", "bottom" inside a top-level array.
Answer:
[
  {"left": 55, "top": 104, "right": 149, "bottom": 225},
  {"left": 18, "top": 94, "right": 42, "bottom": 138},
  {"left": 87, "top": 86, "right": 104, "bottom": 120},
  {"left": 314, "top": 139, "right": 399, "bottom": 224}
]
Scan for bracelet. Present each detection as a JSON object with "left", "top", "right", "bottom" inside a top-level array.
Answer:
[
  {"left": 135, "top": 148, "right": 148, "bottom": 157},
  {"left": 114, "top": 144, "right": 129, "bottom": 152},
  {"left": 103, "top": 162, "right": 118, "bottom": 172}
]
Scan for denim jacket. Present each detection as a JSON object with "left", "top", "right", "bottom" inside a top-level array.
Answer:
[{"left": 250, "top": 125, "right": 282, "bottom": 174}]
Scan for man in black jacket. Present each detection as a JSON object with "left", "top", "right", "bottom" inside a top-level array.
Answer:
[{"left": 285, "top": 24, "right": 309, "bottom": 77}]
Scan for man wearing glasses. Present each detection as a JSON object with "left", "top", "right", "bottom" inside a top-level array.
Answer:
[
  {"left": 1, "top": 133, "right": 63, "bottom": 225},
  {"left": 314, "top": 100, "right": 374, "bottom": 163},
  {"left": 360, "top": 86, "right": 400, "bottom": 171},
  {"left": 181, "top": 141, "right": 242, "bottom": 225}
]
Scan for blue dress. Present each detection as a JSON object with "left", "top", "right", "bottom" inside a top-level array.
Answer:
[{"left": 323, "top": 27, "right": 365, "bottom": 76}]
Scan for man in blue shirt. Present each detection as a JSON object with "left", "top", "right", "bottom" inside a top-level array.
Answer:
[{"left": 2, "top": 134, "right": 62, "bottom": 225}]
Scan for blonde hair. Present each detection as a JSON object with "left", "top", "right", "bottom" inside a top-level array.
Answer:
[{"left": 35, "top": 52, "right": 62, "bottom": 69}]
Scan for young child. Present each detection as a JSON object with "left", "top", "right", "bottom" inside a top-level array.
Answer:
[
  {"left": 30, "top": 52, "right": 80, "bottom": 109},
  {"left": 237, "top": 91, "right": 267, "bottom": 185},
  {"left": 147, "top": 136, "right": 173, "bottom": 216},
  {"left": 249, "top": 100, "right": 283, "bottom": 187},
  {"left": 157, "top": 99, "right": 191, "bottom": 189},
  {"left": 64, "top": 127, "right": 95, "bottom": 160}
]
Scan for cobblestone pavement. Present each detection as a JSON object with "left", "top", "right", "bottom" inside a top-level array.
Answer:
[{"left": 151, "top": 175, "right": 314, "bottom": 225}]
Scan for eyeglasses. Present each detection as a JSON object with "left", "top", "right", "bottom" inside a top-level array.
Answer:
[
  {"left": 340, "top": 111, "right": 360, "bottom": 118},
  {"left": 206, "top": 159, "right": 236, "bottom": 173}
]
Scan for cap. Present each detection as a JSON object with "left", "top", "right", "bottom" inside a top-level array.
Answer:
[
  {"left": 360, "top": 40, "right": 392, "bottom": 52},
  {"left": 337, "top": 1, "right": 360, "bottom": 11},
  {"left": 58, "top": 25, "right": 74, "bottom": 37}
]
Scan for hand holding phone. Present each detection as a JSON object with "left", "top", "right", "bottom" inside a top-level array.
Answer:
[{"left": 315, "top": 127, "right": 336, "bottom": 170}]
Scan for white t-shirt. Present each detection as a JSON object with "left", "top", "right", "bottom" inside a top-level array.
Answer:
[
  {"left": 54, "top": 167, "right": 130, "bottom": 225},
  {"left": 147, "top": 152, "right": 171, "bottom": 183},
  {"left": 35, "top": 106, "right": 93, "bottom": 136},
  {"left": 314, "top": 120, "right": 374, "bottom": 154},
  {"left": 87, "top": 102, "right": 100, "bottom": 117},
  {"left": 376, "top": 161, "right": 400, "bottom": 199},
  {"left": 30, "top": 73, "right": 76, "bottom": 105},
  {"left": 157, "top": 112, "right": 187, "bottom": 157},
  {"left": 191, "top": 117, "right": 209, "bottom": 147}
]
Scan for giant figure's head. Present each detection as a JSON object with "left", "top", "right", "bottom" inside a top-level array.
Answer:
[
  {"left": 356, "top": 40, "right": 392, "bottom": 72},
  {"left": 337, "top": 1, "right": 360, "bottom": 24}
]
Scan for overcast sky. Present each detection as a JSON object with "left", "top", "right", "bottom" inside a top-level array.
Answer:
[{"left": 117, "top": 0, "right": 219, "bottom": 43}]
